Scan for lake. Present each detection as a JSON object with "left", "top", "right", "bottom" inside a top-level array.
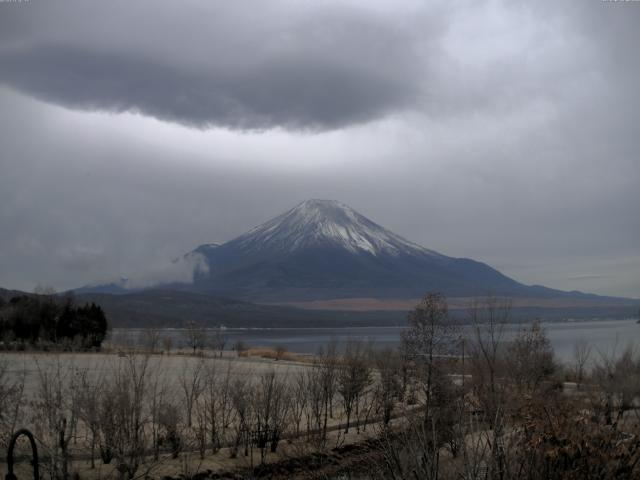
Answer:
[{"left": 110, "top": 318, "right": 640, "bottom": 364}]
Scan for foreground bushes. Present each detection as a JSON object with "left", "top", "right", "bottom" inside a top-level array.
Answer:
[{"left": 2, "top": 293, "right": 640, "bottom": 480}]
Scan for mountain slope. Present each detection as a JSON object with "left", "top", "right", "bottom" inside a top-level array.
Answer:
[{"left": 187, "top": 199, "right": 569, "bottom": 301}]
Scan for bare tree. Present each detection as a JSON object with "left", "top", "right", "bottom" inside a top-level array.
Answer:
[
  {"left": 306, "top": 363, "right": 325, "bottom": 445},
  {"left": 252, "top": 370, "right": 290, "bottom": 463},
  {"left": 78, "top": 371, "right": 104, "bottom": 469},
  {"left": 104, "top": 354, "right": 152, "bottom": 480},
  {"left": 180, "top": 357, "right": 204, "bottom": 428},
  {"left": 306, "top": 342, "right": 339, "bottom": 446},
  {"left": 573, "top": 338, "right": 592, "bottom": 387},
  {"left": 202, "top": 359, "right": 219, "bottom": 454},
  {"left": 0, "top": 357, "right": 26, "bottom": 449},
  {"left": 183, "top": 321, "right": 207, "bottom": 354},
  {"left": 209, "top": 326, "right": 227, "bottom": 357},
  {"left": 373, "top": 349, "right": 402, "bottom": 427},
  {"left": 32, "top": 356, "right": 81, "bottom": 480},
  {"left": 267, "top": 373, "right": 290, "bottom": 454},
  {"left": 158, "top": 401, "right": 182, "bottom": 458},
  {"left": 141, "top": 329, "right": 162, "bottom": 354},
  {"left": 233, "top": 341, "right": 249, "bottom": 356},
  {"left": 193, "top": 394, "right": 208, "bottom": 460},
  {"left": 337, "top": 340, "right": 372, "bottom": 433},
  {"left": 201, "top": 358, "right": 235, "bottom": 454},
  {"left": 97, "top": 378, "right": 118, "bottom": 465},
  {"left": 397, "top": 340, "right": 414, "bottom": 403},
  {"left": 319, "top": 341, "right": 339, "bottom": 428},
  {"left": 592, "top": 345, "right": 640, "bottom": 426},
  {"left": 230, "top": 376, "right": 252, "bottom": 458},
  {"left": 290, "top": 370, "right": 309, "bottom": 437},
  {"left": 402, "top": 293, "right": 458, "bottom": 423},
  {"left": 148, "top": 358, "right": 169, "bottom": 461},
  {"left": 467, "top": 295, "right": 512, "bottom": 480},
  {"left": 162, "top": 335, "right": 173, "bottom": 354},
  {"left": 505, "top": 320, "right": 556, "bottom": 394}
]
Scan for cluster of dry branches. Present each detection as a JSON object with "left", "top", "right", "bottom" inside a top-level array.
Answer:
[
  {"left": 0, "top": 338, "right": 402, "bottom": 480},
  {"left": 372, "top": 294, "right": 640, "bottom": 480}
]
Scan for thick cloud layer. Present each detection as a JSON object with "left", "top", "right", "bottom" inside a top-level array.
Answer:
[
  {"left": 0, "top": 1, "right": 429, "bottom": 130},
  {"left": 0, "top": 0, "right": 638, "bottom": 298}
]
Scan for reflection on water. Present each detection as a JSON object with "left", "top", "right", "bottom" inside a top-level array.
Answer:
[{"left": 110, "top": 319, "right": 640, "bottom": 363}]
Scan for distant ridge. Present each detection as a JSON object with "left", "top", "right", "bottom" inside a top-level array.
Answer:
[{"left": 3, "top": 286, "right": 635, "bottom": 329}]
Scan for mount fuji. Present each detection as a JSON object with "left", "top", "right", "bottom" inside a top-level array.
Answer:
[
  {"left": 71, "top": 199, "right": 640, "bottom": 325},
  {"left": 179, "top": 199, "right": 576, "bottom": 302}
]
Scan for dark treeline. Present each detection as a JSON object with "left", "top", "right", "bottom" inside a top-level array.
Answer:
[{"left": 0, "top": 293, "right": 108, "bottom": 349}]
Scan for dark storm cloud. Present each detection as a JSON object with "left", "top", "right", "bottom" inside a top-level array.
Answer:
[
  {"left": 0, "top": 1, "right": 428, "bottom": 130},
  {"left": 0, "top": 44, "right": 417, "bottom": 130}
]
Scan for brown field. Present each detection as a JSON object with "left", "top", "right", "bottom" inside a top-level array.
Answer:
[{"left": 267, "top": 295, "right": 636, "bottom": 311}]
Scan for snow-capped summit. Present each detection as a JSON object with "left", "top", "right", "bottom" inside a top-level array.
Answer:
[{"left": 233, "top": 199, "right": 442, "bottom": 257}]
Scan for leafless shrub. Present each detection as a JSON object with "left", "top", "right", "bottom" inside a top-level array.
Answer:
[
  {"left": 101, "top": 355, "right": 152, "bottom": 480},
  {"left": 377, "top": 410, "right": 441, "bottom": 480},
  {"left": 467, "top": 295, "right": 511, "bottom": 479},
  {"left": 77, "top": 370, "right": 104, "bottom": 468},
  {"left": 162, "top": 335, "right": 173, "bottom": 354},
  {"left": 158, "top": 401, "right": 182, "bottom": 458},
  {"left": 148, "top": 358, "right": 169, "bottom": 461},
  {"left": 305, "top": 362, "right": 325, "bottom": 444},
  {"left": 199, "top": 358, "right": 236, "bottom": 455},
  {"left": 141, "top": 329, "right": 162, "bottom": 354},
  {"left": 373, "top": 349, "right": 403, "bottom": 427},
  {"left": 230, "top": 376, "right": 252, "bottom": 458},
  {"left": 233, "top": 341, "right": 249, "bottom": 356},
  {"left": 180, "top": 357, "right": 204, "bottom": 428},
  {"left": 289, "top": 369, "right": 308, "bottom": 438},
  {"left": 251, "top": 370, "right": 291, "bottom": 463},
  {"left": 0, "top": 357, "right": 26, "bottom": 449},
  {"left": 319, "top": 340, "right": 339, "bottom": 419},
  {"left": 183, "top": 321, "right": 207, "bottom": 354},
  {"left": 209, "top": 326, "right": 227, "bottom": 357},
  {"left": 274, "top": 345, "right": 287, "bottom": 361},
  {"left": 591, "top": 344, "right": 640, "bottom": 426},
  {"left": 506, "top": 391, "right": 640, "bottom": 480},
  {"left": 505, "top": 320, "right": 556, "bottom": 395},
  {"left": 402, "top": 293, "right": 459, "bottom": 424},
  {"left": 338, "top": 340, "right": 372, "bottom": 433},
  {"left": 573, "top": 338, "right": 592, "bottom": 386},
  {"left": 305, "top": 341, "right": 339, "bottom": 447},
  {"left": 31, "top": 356, "right": 81, "bottom": 480}
]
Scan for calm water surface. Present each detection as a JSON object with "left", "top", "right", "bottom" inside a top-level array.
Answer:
[{"left": 111, "top": 319, "right": 640, "bottom": 363}]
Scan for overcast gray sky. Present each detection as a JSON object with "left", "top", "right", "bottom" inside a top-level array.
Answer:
[{"left": 0, "top": 0, "right": 638, "bottom": 298}]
